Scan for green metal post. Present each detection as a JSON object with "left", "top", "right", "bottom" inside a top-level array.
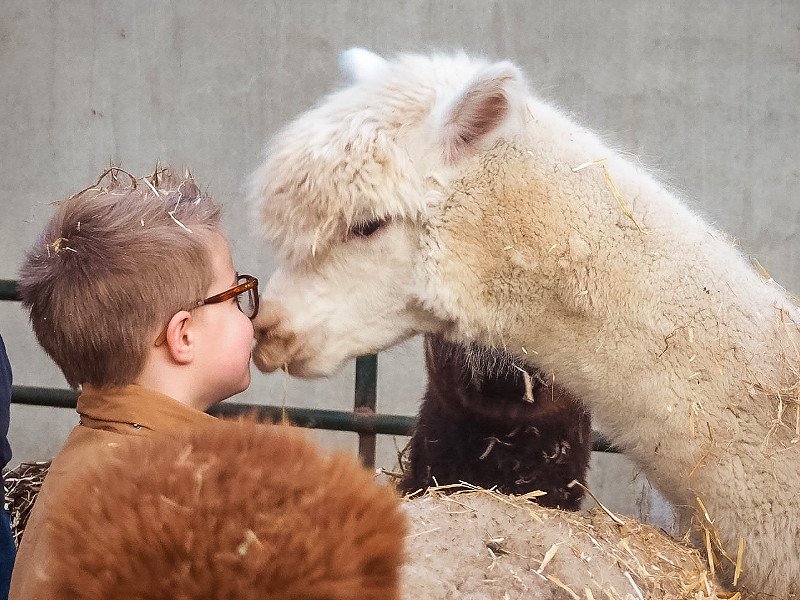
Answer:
[
  {"left": 353, "top": 354, "right": 378, "bottom": 467},
  {"left": 0, "top": 280, "right": 19, "bottom": 302}
]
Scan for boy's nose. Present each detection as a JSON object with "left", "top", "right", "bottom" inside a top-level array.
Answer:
[{"left": 251, "top": 300, "right": 296, "bottom": 373}]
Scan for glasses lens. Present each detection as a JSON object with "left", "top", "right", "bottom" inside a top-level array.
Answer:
[
  {"left": 246, "top": 286, "right": 258, "bottom": 319},
  {"left": 236, "top": 286, "right": 256, "bottom": 319},
  {"left": 234, "top": 276, "right": 258, "bottom": 320}
]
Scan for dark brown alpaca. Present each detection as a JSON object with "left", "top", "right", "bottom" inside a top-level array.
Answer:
[
  {"left": 47, "top": 420, "right": 406, "bottom": 600},
  {"left": 399, "top": 335, "right": 592, "bottom": 510}
]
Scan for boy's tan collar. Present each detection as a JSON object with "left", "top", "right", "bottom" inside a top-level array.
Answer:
[{"left": 76, "top": 384, "right": 216, "bottom": 434}]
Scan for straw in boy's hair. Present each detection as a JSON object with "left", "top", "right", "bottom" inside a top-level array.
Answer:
[
  {"left": 17, "top": 166, "right": 222, "bottom": 387},
  {"left": 46, "top": 419, "right": 407, "bottom": 600}
]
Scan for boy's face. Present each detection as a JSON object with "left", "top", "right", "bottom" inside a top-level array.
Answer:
[{"left": 193, "top": 233, "right": 255, "bottom": 405}]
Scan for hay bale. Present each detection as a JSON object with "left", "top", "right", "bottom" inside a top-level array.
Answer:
[
  {"left": 3, "top": 461, "right": 51, "bottom": 547},
  {"left": 402, "top": 488, "right": 731, "bottom": 599},
  {"left": 0, "top": 459, "right": 731, "bottom": 598}
]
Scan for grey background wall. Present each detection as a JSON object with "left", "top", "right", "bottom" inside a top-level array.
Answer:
[{"left": 0, "top": 1, "right": 797, "bottom": 518}]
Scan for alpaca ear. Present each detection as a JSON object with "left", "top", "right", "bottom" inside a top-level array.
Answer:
[
  {"left": 440, "top": 61, "right": 525, "bottom": 163},
  {"left": 339, "top": 48, "right": 388, "bottom": 84}
]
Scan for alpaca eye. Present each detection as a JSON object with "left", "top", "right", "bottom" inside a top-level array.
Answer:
[{"left": 350, "top": 219, "right": 386, "bottom": 238}]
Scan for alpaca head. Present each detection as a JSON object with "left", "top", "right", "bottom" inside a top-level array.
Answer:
[{"left": 251, "top": 49, "right": 529, "bottom": 376}]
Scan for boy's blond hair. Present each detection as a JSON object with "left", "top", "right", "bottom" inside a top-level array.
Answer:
[{"left": 18, "top": 168, "right": 222, "bottom": 387}]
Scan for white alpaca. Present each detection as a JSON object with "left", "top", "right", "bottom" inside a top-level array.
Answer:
[{"left": 251, "top": 49, "right": 800, "bottom": 597}]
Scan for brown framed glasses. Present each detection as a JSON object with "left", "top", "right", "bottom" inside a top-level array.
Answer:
[{"left": 155, "top": 274, "right": 259, "bottom": 346}]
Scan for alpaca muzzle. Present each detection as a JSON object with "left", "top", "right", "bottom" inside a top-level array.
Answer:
[{"left": 251, "top": 301, "right": 299, "bottom": 373}]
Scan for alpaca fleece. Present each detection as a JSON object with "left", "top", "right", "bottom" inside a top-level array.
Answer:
[
  {"left": 399, "top": 334, "right": 591, "bottom": 511},
  {"left": 46, "top": 420, "right": 406, "bottom": 600}
]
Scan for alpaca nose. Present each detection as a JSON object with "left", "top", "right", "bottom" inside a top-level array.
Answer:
[
  {"left": 251, "top": 300, "right": 298, "bottom": 373},
  {"left": 252, "top": 297, "right": 284, "bottom": 334}
]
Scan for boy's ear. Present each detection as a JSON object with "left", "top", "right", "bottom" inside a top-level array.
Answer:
[{"left": 163, "top": 311, "right": 194, "bottom": 365}]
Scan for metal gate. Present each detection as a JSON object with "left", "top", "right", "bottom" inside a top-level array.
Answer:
[{"left": 0, "top": 278, "right": 613, "bottom": 467}]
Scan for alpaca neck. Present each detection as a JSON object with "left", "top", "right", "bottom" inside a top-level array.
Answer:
[{"left": 428, "top": 102, "right": 800, "bottom": 509}]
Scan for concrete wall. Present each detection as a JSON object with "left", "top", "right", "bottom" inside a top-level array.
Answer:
[{"left": 0, "top": 0, "right": 797, "bottom": 518}]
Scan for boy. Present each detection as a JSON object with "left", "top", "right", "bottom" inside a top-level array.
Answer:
[{"left": 11, "top": 168, "right": 257, "bottom": 599}]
